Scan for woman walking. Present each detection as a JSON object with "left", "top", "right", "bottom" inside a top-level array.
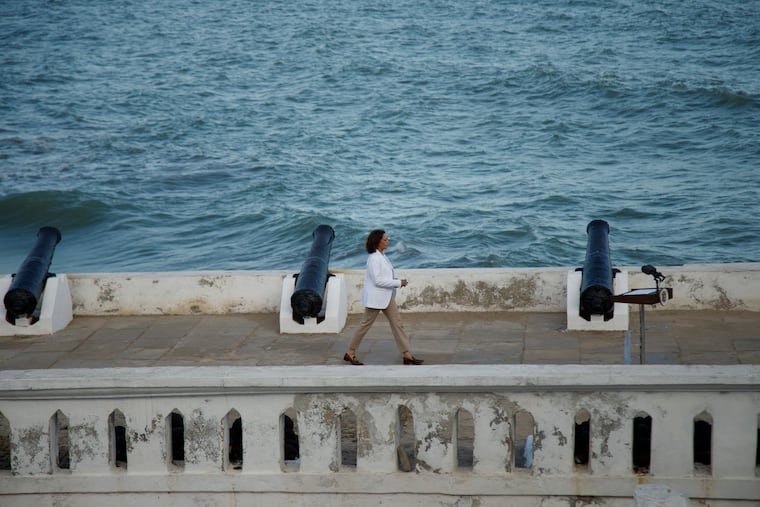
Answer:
[{"left": 343, "top": 229, "right": 424, "bottom": 366}]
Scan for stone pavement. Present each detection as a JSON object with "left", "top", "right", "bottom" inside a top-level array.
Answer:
[{"left": 1, "top": 310, "right": 759, "bottom": 370}]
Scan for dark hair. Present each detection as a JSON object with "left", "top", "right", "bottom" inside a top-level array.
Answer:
[{"left": 365, "top": 229, "right": 386, "bottom": 253}]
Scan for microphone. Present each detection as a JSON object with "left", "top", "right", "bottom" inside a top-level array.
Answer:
[{"left": 641, "top": 265, "right": 664, "bottom": 282}]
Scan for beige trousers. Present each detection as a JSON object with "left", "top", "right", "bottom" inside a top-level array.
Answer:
[{"left": 348, "top": 297, "right": 411, "bottom": 354}]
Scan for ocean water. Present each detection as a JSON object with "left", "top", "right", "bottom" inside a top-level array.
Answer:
[{"left": 1, "top": 0, "right": 759, "bottom": 274}]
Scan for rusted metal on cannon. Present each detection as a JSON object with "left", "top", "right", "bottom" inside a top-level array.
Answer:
[
  {"left": 578, "top": 219, "right": 616, "bottom": 321},
  {"left": 290, "top": 225, "right": 335, "bottom": 324},
  {"left": 4, "top": 226, "right": 62, "bottom": 325}
]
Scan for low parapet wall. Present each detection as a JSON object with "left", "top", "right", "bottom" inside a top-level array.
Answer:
[
  {"left": 66, "top": 263, "right": 760, "bottom": 315},
  {"left": 0, "top": 365, "right": 758, "bottom": 506}
]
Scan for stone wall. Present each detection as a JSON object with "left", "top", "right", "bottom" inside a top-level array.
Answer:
[
  {"left": 66, "top": 263, "right": 760, "bottom": 315},
  {"left": 1, "top": 365, "right": 759, "bottom": 506}
]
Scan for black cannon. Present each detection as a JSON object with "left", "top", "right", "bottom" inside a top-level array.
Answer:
[
  {"left": 4, "top": 226, "right": 62, "bottom": 325},
  {"left": 578, "top": 219, "right": 616, "bottom": 321},
  {"left": 290, "top": 225, "right": 335, "bottom": 324}
]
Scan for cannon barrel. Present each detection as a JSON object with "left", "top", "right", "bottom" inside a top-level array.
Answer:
[
  {"left": 579, "top": 219, "right": 614, "bottom": 321},
  {"left": 4, "top": 226, "right": 62, "bottom": 324},
  {"left": 291, "top": 225, "right": 335, "bottom": 324}
]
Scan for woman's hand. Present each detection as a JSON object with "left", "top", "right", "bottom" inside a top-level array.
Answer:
[{"left": 400, "top": 278, "right": 408, "bottom": 287}]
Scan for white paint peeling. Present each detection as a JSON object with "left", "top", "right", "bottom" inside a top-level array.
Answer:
[
  {"left": 0, "top": 365, "right": 759, "bottom": 505},
  {"left": 66, "top": 263, "right": 760, "bottom": 316}
]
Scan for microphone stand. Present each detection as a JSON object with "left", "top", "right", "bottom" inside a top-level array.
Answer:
[
  {"left": 638, "top": 266, "right": 664, "bottom": 365},
  {"left": 611, "top": 265, "right": 670, "bottom": 365}
]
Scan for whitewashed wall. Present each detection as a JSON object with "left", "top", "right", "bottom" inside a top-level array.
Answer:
[
  {"left": 66, "top": 263, "right": 760, "bottom": 315},
  {"left": 0, "top": 365, "right": 759, "bottom": 507}
]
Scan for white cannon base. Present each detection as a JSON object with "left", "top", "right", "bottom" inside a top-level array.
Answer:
[
  {"left": 566, "top": 269, "right": 629, "bottom": 331},
  {"left": 279, "top": 273, "right": 347, "bottom": 334},
  {"left": 0, "top": 274, "right": 73, "bottom": 336}
]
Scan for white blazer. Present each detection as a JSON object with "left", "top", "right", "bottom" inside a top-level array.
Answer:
[{"left": 361, "top": 251, "right": 401, "bottom": 309}]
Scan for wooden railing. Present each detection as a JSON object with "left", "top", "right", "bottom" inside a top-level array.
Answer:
[{"left": 1, "top": 365, "right": 758, "bottom": 506}]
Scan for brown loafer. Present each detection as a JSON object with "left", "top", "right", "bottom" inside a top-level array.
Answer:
[
  {"left": 403, "top": 356, "right": 424, "bottom": 365},
  {"left": 343, "top": 353, "right": 363, "bottom": 365}
]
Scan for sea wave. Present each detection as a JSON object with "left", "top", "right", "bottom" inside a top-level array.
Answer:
[
  {"left": 0, "top": 190, "right": 114, "bottom": 232},
  {"left": 1, "top": 0, "right": 759, "bottom": 273}
]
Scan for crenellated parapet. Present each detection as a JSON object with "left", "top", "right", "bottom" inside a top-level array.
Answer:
[{"left": 0, "top": 365, "right": 758, "bottom": 506}]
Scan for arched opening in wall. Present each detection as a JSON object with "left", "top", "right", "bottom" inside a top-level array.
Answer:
[
  {"left": 632, "top": 413, "right": 652, "bottom": 474},
  {"left": 281, "top": 409, "right": 300, "bottom": 472},
  {"left": 514, "top": 411, "right": 534, "bottom": 470},
  {"left": 50, "top": 410, "right": 70, "bottom": 471},
  {"left": 397, "top": 405, "right": 416, "bottom": 472},
  {"left": 224, "top": 409, "right": 243, "bottom": 472},
  {"left": 574, "top": 409, "right": 591, "bottom": 470},
  {"left": 109, "top": 409, "right": 128, "bottom": 470},
  {"left": 340, "top": 408, "right": 357, "bottom": 469},
  {"left": 0, "top": 412, "right": 10, "bottom": 472},
  {"left": 456, "top": 408, "right": 474, "bottom": 470},
  {"left": 756, "top": 415, "right": 760, "bottom": 476},
  {"left": 693, "top": 411, "right": 712, "bottom": 475},
  {"left": 167, "top": 410, "right": 185, "bottom": 471}
]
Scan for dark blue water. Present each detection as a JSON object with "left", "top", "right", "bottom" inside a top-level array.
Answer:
[{"left": 2, "top": 0, "right": 759, "bottom": 274}]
